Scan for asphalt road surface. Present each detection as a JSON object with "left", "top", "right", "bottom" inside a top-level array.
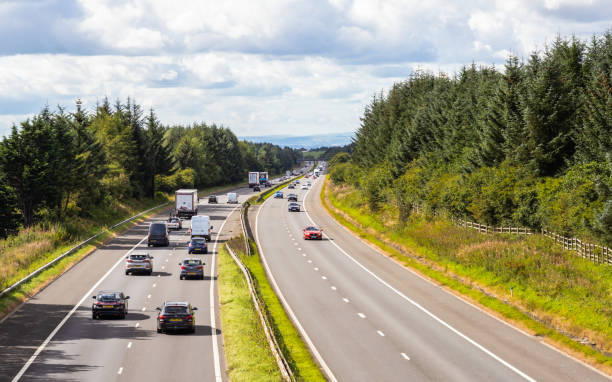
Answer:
[
  {"left": 255, "top": 173, "right": 611, "bottom": 382},
  {"left": 0, "top": 185, "right": 256, "bottom": 382}
]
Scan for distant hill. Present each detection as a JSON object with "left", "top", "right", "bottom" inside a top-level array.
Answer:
[{"left": 239, "top": 132, "right": 354, "bottom": 149}]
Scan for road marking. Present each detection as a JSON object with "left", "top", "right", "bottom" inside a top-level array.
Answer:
[
  {"left": 157, "top": 274, "right": 161, "bottom": 277},
  {"left": 302, "top": 181, "right": 536, "bottom": 382},
  {"left": 210, "top": 204, "right": 241, "bottom": 382},
  {"left": 161, "top": 266, "right": 165, "bottom": 270},
  {"left": 165, "top": 259, "right": 168, "bottom": 262},
  {"left": 297, "top": 248, "right": 302, "bottom": 251},
  {"left": 152, "top": 283, "right": 156, "bottom": 288},
  {"left": 293, "top": 243, "right": 298, "bottom": 246},
  {"left": 314, "top": 267, "right": 319, "bottom": 271},
  {"left": 141, "top": 307, "right": 146, "bottom": 312},
  {"left": 322, "top": 276, "right": 327, "bottom": 280},
  {"left": 377, "top": 330, "right": 385, "bottom": 337},
  {"left": 308, "top": 260, "right": 312, "bottom": 263},
  {"left": 135, "top": 323, "right": 140, "bottom": 328},
  {"left": 291, "top": 238, "right": 295, "bottom": 241},
  {"left": 127, "top": 342, "right": 132, "bottom": 349},
  {"left": 358, "top": 313, "right": 366, "bottom": 318},
  {"left": 10, "top": 235, "right": 148, "bottom": 382},
  {"left": 401, "top": 353, "right": 410, "bottom": 360},
  {"left": 118, "top": 367, "right": 123, "bottom": 375},
  {"left": 331, "top": 286, "right": 337, "bottom": 291},
  {"left": 147, "top": 294, "right": 151, "bottom": 299},
  {"left": 343, "top": 298, "right": 349, "bottom": 303},
  {"left": 302, "top": 254, "right": 306, "bottom": 257}
]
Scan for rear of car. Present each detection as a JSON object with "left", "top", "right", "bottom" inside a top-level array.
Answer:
[
  {"left": 288, "top": 194, "right": 298, "bottom": 201},
  {"left": 148, "top": 222, "right": 169, "bottom": 247},
  {"left": 92, "top": 291, "right": 129, "bottom": 319},
  {"left": 125, "top": 253, "right": 154, "bottom": 275},
  {"left": 226, "top": 192, "right": 238, "bottom": 204},
  {"left": 274, "top": 191, "right": 283, "bottom": 198},
  {"left": 208, "top": 195, "right": 217, "bottom": 203},
  {"left": 288, "top": 184, "right": 295, "bottom": 189},
  {"left": 188, "top": 237, "right": 208, "bottom": 254},
  {"left": 156, "top": 302, "right": 197, "bottom": 333},
  {"left": 179, "top": 259, "right": 204, "bottom": 280},
  {"left": 167, "top": 217, "right": 181, "bottom": 230},
  {"left": 288, "top": 202, "right": 300, "bottom": 212}
]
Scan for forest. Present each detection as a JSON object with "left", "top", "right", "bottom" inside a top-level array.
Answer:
[
  {"left": 0, "top": 98, "right": 299, "bottom": 237},
  {"left": 330, "top": 31, "right": 612, "bottom": 245}
]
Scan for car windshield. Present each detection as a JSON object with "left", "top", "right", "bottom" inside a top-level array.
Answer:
[
  {"left": 164, "top": 305, "right": 188, "bottom": 314},
  {"left": 130, "top": 254, "right": 147, "bottom": 260},
  {"left": 191, "top": 238, "right": 205, "bottom": 244},
  {"left": 289, "top": 203, "right": 298, "bottom": 206},
  {"left": 150, "top": 223, "right": 166, "bottom": 234},
  {"left": 305, "top": 227, "right": 318, "bottom": 231},
  {"left": 98, "top": 293, "right": 120, "bottom": 301},
  {"left": 169, "top": 218, "right": 179, "bottom": 223},
  {"left": 184, "top": 259, "right": 202, "bottom": 265}
]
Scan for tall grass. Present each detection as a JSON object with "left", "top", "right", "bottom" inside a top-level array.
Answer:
[{"left": 326, "top": 181, "right": 612, "bottom": 355}]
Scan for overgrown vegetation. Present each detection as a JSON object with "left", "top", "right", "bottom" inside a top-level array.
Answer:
[
  {"left": 323, "top": 180, "right": 612, "bottom": 366},
  {"left": 331, "top": 30, "right": 612, "bottom": 245},
  {"left": 217, "top": 244, "right": 282, "bottom": 381}
]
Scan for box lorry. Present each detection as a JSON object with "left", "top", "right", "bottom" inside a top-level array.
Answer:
[
  {"left": 190, "top": 215, "right": 213, "bottom": 241},
  {"left": 226, "top": 192, "right": 238, "bottom": 204},
  {"left": 175, "top": 189, "right": 198, "bottom": 219},
  {"left": 248, "top": 171, "right": 259, "bottom": 188},
  {"left": 259, "top": 171, "right": 268, "bottom": 185}
]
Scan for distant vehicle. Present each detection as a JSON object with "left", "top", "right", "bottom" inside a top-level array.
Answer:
[
  {"left": 264, "top": 181, "right": 271, "bottom": 187},
  {"left": 303, "top": 226, "right": 323, "bottom": 240},
  {"left": 208, "top": 195, "right": 218, "bottom": 204},
  {"left": 179, "top": 258, "right": 205, "bottom": 280},
  {"left": 307, "top": 182, "right": 311, "bottom": 186},
  {"left": 156, "top": 301, "right": 197, "bottom": 333},
  {"left": 148, "top": 222, "right": 169, "bottom": 247},
  {"left": 125, "top": 252, "right": 154, "bottom": 275},
  {"left": 188, "top": 237, "right": 208, "bottom": 254},
  {"left": 92, "top": 291, "right": 129, "bottom": 319},
  {"left": 253, "top": 185, "right": 261, "bottom": 192},
  {"left": 259, "top": 171, "right": 269, "bottom": 185},
  {"left": 301, "top": 184, "right": 308, "bottom": 190},
  {"left": 191, "top": 215, "right": 213, "bottom": 241},
  {"left": 294, "top": 180, "right": 300, "bottom": 184},
  {"left": 175, "top": 189, "right": 198, "bottom": 219},
  {"left": 288, "top": 202, "right": 300, "bottom": 212},
  {"left": 226, "top": 192, "right": 238, "bottom": 204},
  {"left": 248, "top": 171, "right": 259, "bottom": 188},
  {"left": 287, "top": 184, "right": 295, "bottom": 189},
  {"left": 286, "top": 170, "right": 291, "bottom": 177},
  {"left": 287, "top": 193, "right": 298, "bottom": 201},
  {"left": 167, "top": 217, "right": 182, "bottom": 230},
  {"left": 274, "top": 191, "right": 283, "bottom": 198}
]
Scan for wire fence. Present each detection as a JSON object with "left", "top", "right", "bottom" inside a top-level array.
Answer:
[{"left": 451, "top": 216, "right": 612, "bottom": 266}]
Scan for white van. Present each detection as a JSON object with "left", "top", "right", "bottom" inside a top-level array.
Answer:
[
  {"left": 226, "top": 192, "right": 238, "bottom": 204},
  {"left": 190, "top": 215, "right": 213, "bottom": 241}
]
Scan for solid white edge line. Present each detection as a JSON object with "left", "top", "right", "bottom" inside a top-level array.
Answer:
[
  {"left": 303, "top": 179, "right": 536, "bottom": 382},
  {"left": 256, "top": 194, "right": 338, "bottom": 382},
  {"left": 210, "top": 203, "right": 240, "bottom": 382},
  {"left": 11, "top": 235, "right": 148, "bottom": 382}
]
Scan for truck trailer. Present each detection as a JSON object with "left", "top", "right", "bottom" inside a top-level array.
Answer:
[
  {"left": 175, "top": 189, "right": 198, "bottom": 219},
  {"left": 248, "top": 172, "right": 259, "bottom": 188}
]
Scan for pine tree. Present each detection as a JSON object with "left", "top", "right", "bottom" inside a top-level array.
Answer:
[{"left": 145, "top": 109, "right": 175, "bottom": 197}]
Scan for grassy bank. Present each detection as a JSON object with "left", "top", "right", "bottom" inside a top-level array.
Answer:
[
  {"left": 217, "top": 244, "right": 282, "bottom": 381},
  {"left": 322, "top": 179, "right": 612, "bottom": 370},
  {"left": 227, "top": 236, "right": 326, "bottom": 382}
]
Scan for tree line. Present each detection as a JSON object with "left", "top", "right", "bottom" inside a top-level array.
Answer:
[
  {"left": 330, "top": 30, "right": 612, "bottom": 245},
  {"left": 0, "top": 98, "right": 300, "bottom": 237}
]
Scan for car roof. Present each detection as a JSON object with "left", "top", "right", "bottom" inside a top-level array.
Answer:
[
  {"left": 164, "top": 301, "right": 189, "bottom": 306},
  {"left": 98, "top": 290, "right": 122, "bottom": 294},
  {"left": 130, "top": 252, "right": 149, "bottom": 256}
]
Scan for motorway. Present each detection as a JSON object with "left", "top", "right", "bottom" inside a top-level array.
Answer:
[
  {"left": 255, "top": 171, "right": 611, "bottom": 381},
  {"left": 0, "top": 186, "right": 255, "bottom": 382}
]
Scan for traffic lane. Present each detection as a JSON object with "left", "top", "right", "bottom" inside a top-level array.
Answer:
[
  {"left": 18, "top": 241, "right": 174, "bottom": 381},
  {"left": 259, "top": 199, "right": 421, "bottom": 381},
  {"left": 0, "top": 219, "right": 158, "bottom": 382},
  {"left": 306, "top": 178, "right": 611, "bottom": 381},
  {"left": 277, "top": 198, "right": 526, "bottom": 382}
]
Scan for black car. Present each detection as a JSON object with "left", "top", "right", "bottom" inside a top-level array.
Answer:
[
  {"left": 92, "top": 291, "right": 129, "bottom": 319},
  {"left": 287, "top": 193, "right": 298, "bottom": 201},
  {"left": 288, "top": 202, "right": 300, "bottom": 212},
  {"left": 264, "top": 181, "right": 271, "bottom": 187},
  {"left": 287, "top": 184, "right": 295, "bottom": 189},
  {"left": 179, "top": 258, "right": 205, "bottom": 280},
  {"left": 156, "top": 301, "right": 197, "bottom": 333},
  {"left": 148, "top": 222, "right": 169, "bottom": 247},
  {"left": 208, "top": 195, "right": 217, "bottom": 203},
  {"left": 253, "top": 185, "right": 261, "bottom": 192},
  {"left": 188, "top": 237, "right": 208, "bottom": 254}
]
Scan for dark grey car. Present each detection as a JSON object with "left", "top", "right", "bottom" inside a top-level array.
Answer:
[
  {"left": 92, "top": 291, "right": 129, "bottom": 319},
  {"left": 179, "top": 258, "right": 204, "bottom": 280},
  {"left": 156, "top": 301, "right": 197, "bottom": 333}
]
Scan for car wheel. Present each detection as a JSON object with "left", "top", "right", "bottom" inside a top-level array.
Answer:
[
  {"left": 125, "top": 270, "right": 129, "bottom": 275},
  {"left": 180, "top": 276, "right": 184, "bottom": 280},
  {"left": 204, "top": 250, "right": 208, "bottom": 254},
  {"left": 92, "top": 312, "right": 97, "bottom": 320},
  {"left": 188, "top": 250, "right": 192, "bottom": 254},
  {"left": 157, "top": 327, "right": 162, "bottom": 333},
  {"left": 148, "top": 270, "right": 152, "bottom": 276},
  {"left": 190, "top": 327, "right": 196, "bottom": 334},
  {"left": 121, "top": 312, "right": 126, "bottom": 319},
  {"left": 200, "top": 275, "right": 204, "bottom": 280}
]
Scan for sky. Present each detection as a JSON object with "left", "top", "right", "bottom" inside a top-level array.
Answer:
[{"left": 0, "top": 0, "right": 610, "bottom": 138}]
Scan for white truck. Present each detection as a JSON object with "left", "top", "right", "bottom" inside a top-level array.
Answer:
[
  {"left": 248, "top": 171, "right": 259, "bottom": 188},
  {"left": 175, "top": 189, "right": 198, "bottom": 219},
  {"left": 226, "top": 192, "right": 238, "bottom": 204},
  {"left": 190, "top": 215, "right": 213, "bottom": 241}
]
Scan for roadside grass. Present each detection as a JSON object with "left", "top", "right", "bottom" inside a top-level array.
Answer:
[
  {"left": 227, "top": 236, "right": 326, "bottom": 382},
  {"left": 217, "top": 244, "right": 282, "bottom": 381},
  {"left": 321, "top": 179, "right": 612, "bottom": 370}
]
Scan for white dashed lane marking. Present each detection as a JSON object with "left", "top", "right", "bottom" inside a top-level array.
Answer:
[
  {"left": 117, "top": 367, "right": 123, "bottom": 375},
  {"left": 322, "top": 276, "right": 327, "bottom": 280},
  {"left": 152, "top": 283, "right": 156, "bottom": 288},
  {"left": 135, "top": 323, "right": 140, "bottom": 328},
  {"left": 141, "top": 307, "right": 146, "bottom": 312},
  {"left": 331, "top": 286, "right": 337, "bottom": 291},
  {"left": 314, "top": 267, "right": 319, "bottom": 271},
  {"left": 401, "top": 353, "right": 411, "bottom": 360},
  {"left": 358, "top": 313, "right": 366, "bottom": 318},
  {"left": 307, "top": 260, "right": 312, "bottom": 263},
  {"left": 377, "top": 330, "right": 385, "bottom": 337},
  {"left": 127, "top": 342, "right": 132, "bottom": 349},
  {"left": 342, "top": 298, "right": 349, "bottom": 303},
  {"left": 147, "top": 294, "right": 151, "bottom": 299}
]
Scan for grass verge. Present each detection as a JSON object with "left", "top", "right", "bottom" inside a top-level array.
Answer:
[
  {"left": 227, "top": 236, "right": 326, "bottom": 382},
  {"left": 217, "top": 244, "right": 282, "bottom": 381},
  {"left": 321, "top": 178, "right": 612, "bottom": 373}
]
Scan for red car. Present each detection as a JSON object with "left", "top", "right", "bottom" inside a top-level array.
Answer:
[{"left": 303, "top": 226, "right": 323, "bottom": 240}]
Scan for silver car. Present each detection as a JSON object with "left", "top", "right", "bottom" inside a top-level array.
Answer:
[
  {"left": 125, "top": 252, "right": 154, "bottom": 275},
  {"left": 179, "top": 258, "right": 204, "bottom": 280}
]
